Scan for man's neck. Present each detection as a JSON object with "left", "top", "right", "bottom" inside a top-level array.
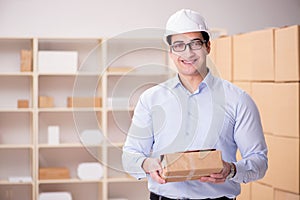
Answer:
[{"left": 179, "top": 68, "right": 208, "bottom": 93}]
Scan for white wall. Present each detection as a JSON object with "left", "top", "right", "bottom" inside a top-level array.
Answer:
[{"left": 0, "top": 0, "right": 299, "bottom": 37}]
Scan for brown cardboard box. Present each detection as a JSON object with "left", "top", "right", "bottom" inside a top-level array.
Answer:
[
  {"left": 275, "top": 25, "right": 300, "bottom": 81},
  {"left": 233, "top": 29, "right": 275, "bottom": 81},
  {"left": 237, "top": 183, "right": 251, "bottom": 200},
  {"left": 20, "top": 50, "right": 32, "bottom": 72},
  {"left": 275, "top": 189, "right": 300, "bottom": 200},
  {"left": 67, "top": 97, "right": 102, "bottom": 108},
  {"left": 233, "top": 33, "right": 253, "bottom": 81},
  {"left": 39, "top": 96, "right": 54, "bottom": 108},
  {"left": 251, "top": 83, "right": 275, "bottom": 134},
  {"left": 260, "top": 134, "right": 299, "bottom": 193},
  {"left": 258, "top": 134, "right": 273, "bottom": 186},
  {"left": 161, "top": 150, "right": 223, "bottom": 182},
  {"left": 233, "top": 82, "right": 252, "bottom": 96},
  {"left": 214, "top": 36, "right": 232, "bottom": 81},
  {"left": 272, "top": 83, "right": 299, "bottom": 138},
  {"left": 253, "top": 82, "right": 299, "bottom": 138},
  {"left": 251, "top": 29, "right": 275, "bottom": 81},
  {"left": 39, "top": 167, "right": 70, "bottom": 180},
  {"left": 17, "top": 100, "right": 29, "bottom": 108},
  {"left": 251, "top": 182, "right": 274, "bottom": 200},
  {"left": 208, "top": 39, "right": 216, "bottom": 65}
]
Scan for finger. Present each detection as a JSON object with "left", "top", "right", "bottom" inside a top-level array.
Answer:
[
  {"left": 150, "top": 171, "right": 166, "bottom": 184},
  {"left": 210, "top": 173, "right": 225, "bottom": 179},
  {"left": 199, "top": 176, "right": 226, "bottom": 184}
]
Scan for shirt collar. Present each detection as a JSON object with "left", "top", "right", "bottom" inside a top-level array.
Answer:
[{"left": 170, "top": 68, "right": 215, "bottom": 92}]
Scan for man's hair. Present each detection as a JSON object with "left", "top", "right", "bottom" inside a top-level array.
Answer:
[{"left": 167, "top": 31, "right": 210, "bottom": 46}]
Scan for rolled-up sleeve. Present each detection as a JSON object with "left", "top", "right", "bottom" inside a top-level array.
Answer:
[{"left": 231, "top": 92, "right": 268, "bottom": 183}]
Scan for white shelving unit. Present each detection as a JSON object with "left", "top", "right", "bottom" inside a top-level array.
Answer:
[{"left": 0, "top": 36, "right": 171, "bottom": 200}]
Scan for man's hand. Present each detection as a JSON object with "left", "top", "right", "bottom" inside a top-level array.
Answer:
[
  {"left": 199, "top": 161, "right": 231, "bottom": 184},
  {"left": 142, "top": 157, "right": 166, "bottom": 184}
]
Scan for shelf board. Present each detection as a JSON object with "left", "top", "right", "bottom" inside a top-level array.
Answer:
[
  {"left": 107, "top": 107, "right": 135, "bottom": 111},
  {"left": 0, "top": 72, "right": 33, "bottom": 76},
  {"left": 0, "top": 144, "right": 33, "bottom": 149},
  {"left": 107, "top": 177, "right": 146, "bottom": 183},
  {"left": 0, "top": 108, "right": 33, "bottom": 112},
  {"left": 0, "top": 180, "right": 33, "bottom": 185},
  {"left": 38, "top": 72, "right": 103, "bottom": 76},
  {"left": 38, "top": 178, "right": 103, "bottom": 184},
  {"left": 38, "top": 143, "right": 102, "bottom": 148},
  {"left": 106, "top": 71, "right": 171, "bottom": 77},
  {"left": 107, "top": 142, "right": 124, "bottom": 148},
  {"left": 38, "top": 107, "right": 103, "bottom": 112}
]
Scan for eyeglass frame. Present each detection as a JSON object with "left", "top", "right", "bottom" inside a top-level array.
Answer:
[{"left": 169, "top": 39, "right": 207, "bottom": 52}]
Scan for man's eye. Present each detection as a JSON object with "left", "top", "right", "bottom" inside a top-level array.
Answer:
[
  {"left": 192, "top": 41, "right": 202, "bottom": 46},
  {"left": 174, "top": 43, "right": 185, "bottom": 49}
]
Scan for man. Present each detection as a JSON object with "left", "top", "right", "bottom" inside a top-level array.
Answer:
[{"left": 122, "top": 9, "right": 268, "bottom": 200}]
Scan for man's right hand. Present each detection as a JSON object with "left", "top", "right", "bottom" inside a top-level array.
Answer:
[{"left": 142, "top": 158, "right": 166, "bottom": 184}]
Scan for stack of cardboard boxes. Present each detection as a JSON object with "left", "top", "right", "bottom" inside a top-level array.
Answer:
[{"left": 209, "top": 25, "right": 300, "bottom": 200}]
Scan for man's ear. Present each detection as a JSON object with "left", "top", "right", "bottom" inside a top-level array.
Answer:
[
  {"left": 206, "top": 41, "right": 211, "bottom": 54},
  {"left": 168, "top": 50, "right": 174, "bottom": 58}
]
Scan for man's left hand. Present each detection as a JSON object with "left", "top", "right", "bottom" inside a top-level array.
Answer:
[{"left": 199, "top": 161, "right": 231, "bottom": 184}]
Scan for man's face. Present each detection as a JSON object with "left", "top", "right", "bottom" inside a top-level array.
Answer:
[{"left": 169, "top": 32, "right": 210, "bottom": 77}]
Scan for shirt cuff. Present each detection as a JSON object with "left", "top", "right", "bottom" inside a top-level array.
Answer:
[
  {"left": 230, "top": 161, "right": 246, "bottom": 183},
  {"left": 130, "top": 157, "right": 147, "bottom": 180}
]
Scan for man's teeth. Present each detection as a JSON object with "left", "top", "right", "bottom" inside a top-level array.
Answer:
[{"left": 182, "top": 60, "right": 195, "bottom": 64}]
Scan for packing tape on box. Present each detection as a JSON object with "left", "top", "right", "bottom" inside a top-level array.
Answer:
[
  {"left": 39, "top": 192, "right": 72, "bottom": 200},
  {"left": 77, "top": 162, "right": 103, "bottom": 180},
  {"left": 187, "top": 169, "right": 196, "bottom": 179},
  {"left": 199, "top": 151, "right": 210, "bottom": 159}
]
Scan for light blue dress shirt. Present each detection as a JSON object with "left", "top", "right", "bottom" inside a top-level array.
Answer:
[{"left": 122, "top": 70, "right": 268, "bottom": 199}]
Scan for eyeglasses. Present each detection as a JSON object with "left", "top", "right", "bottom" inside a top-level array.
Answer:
[{"left": 170, "top": 39, "right": 206, "bottom": 52}]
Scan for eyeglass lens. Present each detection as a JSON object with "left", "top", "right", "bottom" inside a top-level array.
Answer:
[{"left": 171, "top": 39, "right": 204, "bottom": 52}]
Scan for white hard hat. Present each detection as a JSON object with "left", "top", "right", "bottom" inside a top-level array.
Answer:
[{"left": 164, "top": 9, "right": 210, "bottom": 44}]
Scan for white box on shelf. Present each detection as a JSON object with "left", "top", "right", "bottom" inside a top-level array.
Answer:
[
  {"left": 77, "top": 162, "right": 103, "bottom": 180},
  {"left": 39, "top": 192, "right": 72, "bottom": 200},
  {"left": 48, "top": 126, "right": 60, "bottom": 145},
  {"left": 107, "top": 97, "right": 130, "bottom": 108},
  {"left": 80, "top": 129, "right": 103, "bottom": 146},
  {"left": 38, "top": 51, "right": 78, "bottom": 73},
  {"left": 8, "top": 176, "right": 32, "bottom": 183}
]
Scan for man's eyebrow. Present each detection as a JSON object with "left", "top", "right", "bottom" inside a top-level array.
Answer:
[
  {"left": 173, "top": 38, "right": 202, "bottom": 43},
  {"left": 172, "top": 40, "right": 184, "bottom": 44},
  {"left": 190, "top": 38, "right": 203, "bottom": 41}
]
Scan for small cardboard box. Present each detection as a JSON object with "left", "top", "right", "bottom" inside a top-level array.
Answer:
[
  {"left": 20, "top": 50, "right": 32, "bottom": 72},
  {"left": 39, "top": 167, "right": 70, "bottom": 180},
  {"left": 107, "top": 67, "right": 133, "bottom": 73},
  {"left": 39, "top": 96, "right": 54, "bottom": 108},
  {"left": 161, "top": 150, "right": 223, "bottom": 182},
  {"left": 67, "top": 97, "right": 102, "bottom": 108},
  {"left": 17, "top": 100, "right": 29, "bottom": 108}
]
